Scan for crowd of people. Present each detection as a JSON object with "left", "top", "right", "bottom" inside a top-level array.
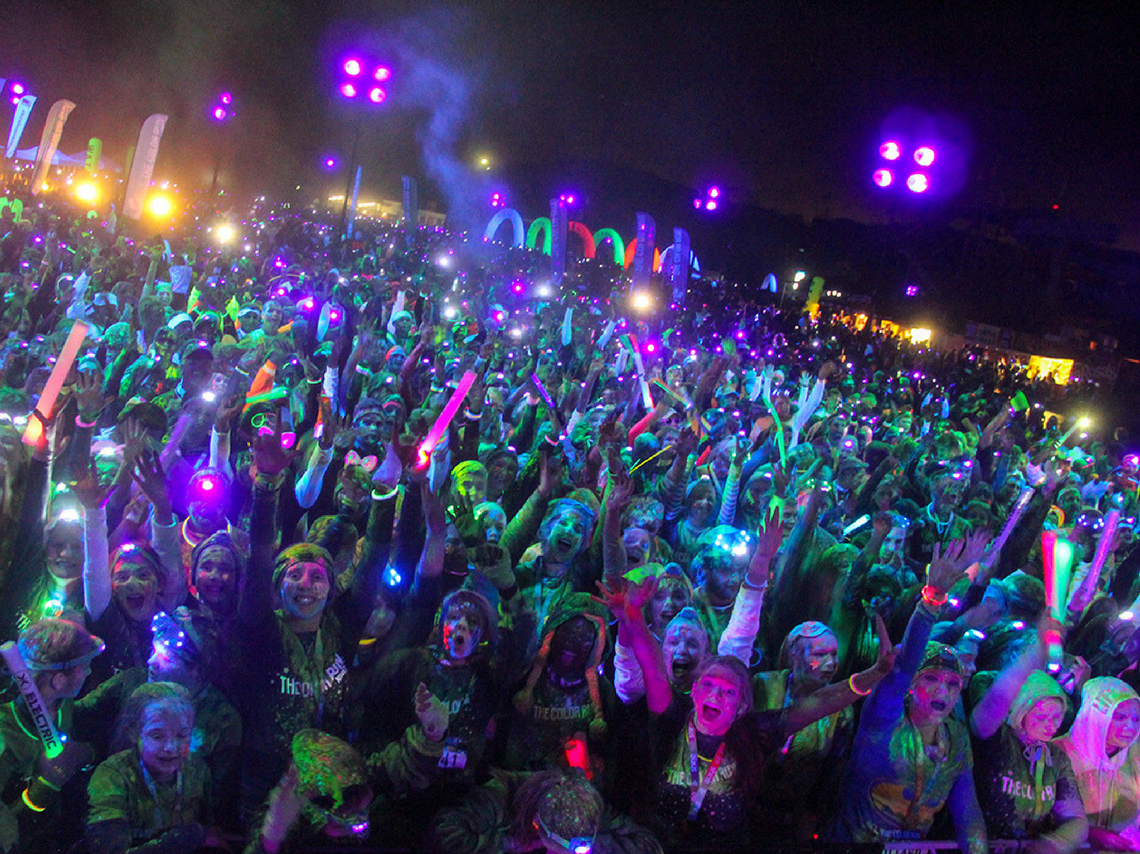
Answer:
[{"left": 0, "top": 189, "right": 1137, "bottom": 854}]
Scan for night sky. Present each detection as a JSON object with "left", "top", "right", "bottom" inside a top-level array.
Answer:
[{"left": 3, "top": 1, "right": 1139, "bottom": 244}]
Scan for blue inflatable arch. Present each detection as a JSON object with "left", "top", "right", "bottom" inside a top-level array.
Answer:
[{"left": 483, "top": 208, "right": 525, "bottom": 248}]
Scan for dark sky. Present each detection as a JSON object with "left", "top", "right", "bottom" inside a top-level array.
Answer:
[{"left": 4, "top": 1, "right": 1140, "bottom": 243}]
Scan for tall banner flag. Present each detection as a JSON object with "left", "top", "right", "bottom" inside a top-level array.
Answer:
[
  {"left": 402, "top": 176, "right": 419, "bottom": 226},
  {"left": 805, "top": 276, "right": 825, "bottom": 318},
  {"left": 345, "top": 166, "right": 362, "bottom": 240},
  {"left": 668, "top": 227, "right": 691, "bottom": 304},
  {"left": 85, "top": 138, "right": 102, "bottom": 174},
  {"left": 30, "top": 100, "right": 76, "bottom": 196},
  {"left": 5, "top": 95, "right": 36, "bottom": 158},
  {"left": 122, "top": 114, "right": 168, "bottom": 220},
  {"left": 632, "top": 213, "right": 656, "bottom": 288},
  {"left": 550, "top": 197, "right": 568, "bottom": 286}
]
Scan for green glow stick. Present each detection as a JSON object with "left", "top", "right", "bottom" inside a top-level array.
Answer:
[{"left": 760, "top": 377, "right": 787, "bottom": 468}]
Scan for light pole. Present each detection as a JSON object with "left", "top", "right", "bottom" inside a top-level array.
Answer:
[{"left": 335, "top": 57, "right": 391, "bottom": 237}]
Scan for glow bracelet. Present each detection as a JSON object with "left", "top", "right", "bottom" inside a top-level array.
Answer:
[
  {"left": 416, "top": 371, "right": 476, "bottom": 468},
  {"left": 23, "top": 320, "right": 88, "bottom": 447},
  {"left": 0, "top": 643, "right": 64, "bottom": 757}
]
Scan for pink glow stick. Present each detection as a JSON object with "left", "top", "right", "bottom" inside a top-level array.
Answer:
[
  {"left": 416, "top": 371, "right": 476, "bottom": 468},
  {"left": 23, "top": 320, "right": 88, "bottom": 446}
]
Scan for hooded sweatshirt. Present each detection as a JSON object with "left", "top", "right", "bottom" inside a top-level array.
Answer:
[
  {"left": 1057, "top": 677, "right": 1140, "bottom": 835},
  {"left": 972, "top": 671, "right": 1087, "bottom": 847}
]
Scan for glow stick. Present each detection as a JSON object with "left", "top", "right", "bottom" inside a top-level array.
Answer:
[
  {"left": 561, "top": 307, "right": 573, "bottom": 346},
  {"left": 623, "top": 335, "right": 653, "bottom": 410},
  {"left": 843, "top": 514, "right": 871, "bottom": 536},
  {"left": 630, "top": 444, "right": 672, "bottom": 474},
  {"left": 759, "top": 379, "right": 787, "bottom": 468},
  {"left": 23, "top": 320, "right": 88, "bottom": 446},
  {"left": 983, "top": 487, "right": 1034, "bottom": 573},
  {"left": 597, "top": 318, "right": 617, "bottom": 349},
  {"left": 0, "top": 643, "right": 64, "bottom": 757},
  {"left": 1041, "top": 530, "right": 1075, "bottom": 672},
  {"left": 416, "top": 371, "right": 475, "bottom": 468},
  {"left": 1070, "top": 509, "right": 1120, "bottom": 614}
]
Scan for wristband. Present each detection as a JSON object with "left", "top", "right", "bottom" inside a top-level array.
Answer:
[
  {"left": 465, "top": 409, "right": 482, "bottom": 420},
  {"left": 21, "top": 787, "right": 47, "bottom": 812},
  {"left": 75, "top": 414, "right": 98, "bottom": 429},
  {"left": 922, "top": 585, "right": 948, "bottom": 608},
  {"left": 371, "top": 485, "right": 399, "bottom": 502},
  {"left": 848, "top": 674, "right": 872, "bottom": 697},
  {"left": 742, "top": 578, "right": 768, "bottom": 592}
]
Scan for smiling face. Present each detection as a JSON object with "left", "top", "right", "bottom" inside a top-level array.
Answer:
[
  {"left": 138, "top": 701, "right": 193, "bottom": 783},
  {"left": 687, "top": 484, "right": 715, "bottom": 525},
  {"left": 1107, "top": 698, "right": 1140, "bottom": 755},
  {"left": 195, "top": 545, "right": 237, "bottom": 611},
  {"left": 691, "top": 664, "right": 747, "bottom": 736},
  {"left": 1020, "top": 696, "right": 1065, "bottom": 744},
  {"left": 544, "top": 509, "right": 587, "bottom": 565},
  {"left": 662, "top": 622, "right": 709, "bottom": 687},
  {"left": 908, "top": 668, "right": 964, "bottom": 727},
  {"left": 46, "top": 523, "right": 83, "bottom": 582},
  {"left": 647, "top": 577, "right": 690, "bottom": 636},
  {"left": 113, "top": 558, "right": 162, "bottom": 624},
  {"left": 279, "top": 560, "right": 331, "bottom": 622}
]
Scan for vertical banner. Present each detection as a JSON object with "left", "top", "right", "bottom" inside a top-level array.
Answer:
[
  {"left": 345, "top": 166, "right": 362, "bottom": 240},
  {"left": 550, "top": 197, "right": 568, "bottom": 286},
  {"left": 668, "top": 227, "right": 691, "bottom": 305},
  {"left": 5, "top": 95, "right": 36, "bottom": 158},
  {"left": 85, "top": 138, "right": 102, "bottom": 174},
  {"left": 805, "top": 276, "right": 825, "bottom": 318},
  {"left": 632, "top": 212, "right": 656, "bottom": 288},
  {"left": 122, "top": 113, "right": 168, "bottom": 220},
  {"left": 30, "top": 99, "right": 76, "bottom": 196},
  {"left": 402, "top": 176, "right": 419, "bottom": 226}
]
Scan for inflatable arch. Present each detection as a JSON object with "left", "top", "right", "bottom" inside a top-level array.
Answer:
[
  {"left": 659, "top": 244, "right": 702, "bottom": 279},
  {"left": 592, "top": 228, "right": 625, "bottom": 266},
  {"left": 483, "top": 208, "right": 525, "bottom": 248},
  {"left": 623, "top": 238, "right": 662, "bottom": 273},
  {"left": 526, "top": 217, "right": 552, "bottom": 256},
  {"left": 568, "top": 221, "right": 595, "bottom": 259}
]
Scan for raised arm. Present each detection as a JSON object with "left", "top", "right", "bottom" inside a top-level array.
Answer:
[
  {"left": 596, "top": 577, "right": 672, "bottom": 714},
  {"left": 970, "top": 614, "right": 1053, "bottom": 739}
]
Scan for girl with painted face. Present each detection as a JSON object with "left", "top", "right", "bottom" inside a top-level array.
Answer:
[
  {"left": 834, "top": 538, "right": 988, "bottom": 854},
  {"left": 600, "top": 576, "right": 894, "bottom": 846},
  {"left": 86, "top": 682, "right": 223, "bottom": 854},
  {"left": 969, "top": 616, "right": 1087, "bottom": 852},
  {"left": 1057, "top": 678, "right": 1140, "bottom": 851}
]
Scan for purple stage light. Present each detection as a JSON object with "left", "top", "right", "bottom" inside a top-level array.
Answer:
[
  {"left": 708, "top": 186, "right": 720, "bottom": 198},
  {"left": 212, "top": 107, "right": 227, "bottom": 121},
  {"left": 344, "top": 59, "right": 362, "bottom": 76},
  {"left": 340, "top": 82, "right": 358, "bottom": 98},
  {"left": 368, "top": 87, "right": 386, "bottom": 104},
  {"left": 872, "top": 168, "right": 893, "bottom": 188},
  {"left": 693, "top": 198, "right": 702, "bottom": 209},
  {"left": 9, "top": 97, "right": 17, "bottom": 106},
  {"left": 906, "top": 173, "right": 929, "bottom": 193},
  {"left": 11, "top": 83, "right": 24, "bottom": 95},
  {"left": 913, "top": 146, "right": 936, "bottom": 166},
  {"left": 905, "top": 285, "right": 919, "bottom": 297},
  {"left": 879, "top": 141, "right": 901, "bottom": 161},
  {"left": 220, "top": 92, "right": 232, "bottom": 105},
  {"left": 374, "top": 66, "right": 391, "bottom": 81},
  {"left": 705, "top": 199, "right": 718, "bottom": 211},
  {"left": 566, "top": 195, "right": 575, "bottom": 204},
  {"left": 324, "top": 157, "right": 336, "bottom": 169}
]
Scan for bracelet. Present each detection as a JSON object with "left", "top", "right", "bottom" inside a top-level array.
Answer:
[
  {"left": 306, "top": 377, "right": 322, "bottom": 385},
  {"left": 848, "top": 674, "right": 872, "bottom": 697},
  {"left": 465, "top": 409, "right": 482, "bottom": 420},
  {"left": 922, "top": 585, "right": 948, "bottom": 608},
  {"left": 371, "top": 485, "right": 399, "bottom": 501},
  {"left": 741, "top": 578, "right": 768, "bottom": 592},
  {"left": 21, "top": 788, "right": 46, "bottom": 812},
  {"left": 75, "top": 414, "right": 98, "bottom": 429}
]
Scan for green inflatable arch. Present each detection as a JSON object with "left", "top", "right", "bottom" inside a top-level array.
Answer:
[
  {"left": 592, "top": 228, "right": 624, "bottom": 267},
  {"left": 526, "top": 217, "right": 552, "bottom": 256}
]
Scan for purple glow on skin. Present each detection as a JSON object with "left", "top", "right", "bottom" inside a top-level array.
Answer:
[
  {"left": 872, "top": 168, "right": 893, "bottom": 188},
  {"left": 906, "top": 173, "right": 929, "bottom": 193},
  {"left": 340, "top": 83, "right": 358, "bottom": 98},
  {"left": 344, "top": 59, "right": 362, "bottom": 76},
  {"left": 368, "top": 87, "right": 386, "bottom": 104},
  {"left": 879, "top": 141, "right": 901, "bottom": 160},
  {"left": 914, "top": 146, "right": 936, "bottom": 166}
]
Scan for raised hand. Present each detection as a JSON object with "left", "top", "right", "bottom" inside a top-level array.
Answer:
[
  {"left": 73, "top": 462, "right": 111, "bottom": 511},
  {"left": 593, "top": 576, "right": 658, "bottom": 624},
  {"left": 372, "top": 441, "right": 402, "bottom": 492},
  {"left": 74, "top": 371, "right": 108, "bottom": 423},
  {"left": 927, "top": 538, "right": 968, "bottom": 593},
  {"left": 251, "top": 406, "right": 301, "bottom": 479},
  {"left": 131, "top": 449, "right": 172, "bottom": 519},
  {"left": 415, "top": 682, "right": 449, "bottom": 742}
]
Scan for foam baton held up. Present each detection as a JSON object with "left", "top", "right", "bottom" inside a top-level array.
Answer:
[
  {"left": 416, "top": 370, "right": 477, "bottom": 469},
  {"left": 1041, "top": 530, "right": 1076, "bottom": 673},
  {"left": 23, "top": 319, "right": 88, "bottom": 447},
  {"left": 0, "top": 642, "right": 64, "bottom": 757}
]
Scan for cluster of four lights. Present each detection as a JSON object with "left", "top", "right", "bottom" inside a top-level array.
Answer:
[
  {"left": 340, "top": 59, "right": 391, "bottom": 103},
  {"left": 873, "top": 141, "right": 935, "bottom": 193}
]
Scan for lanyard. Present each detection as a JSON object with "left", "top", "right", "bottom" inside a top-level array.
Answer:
[
  {"left": 283, "top": 623, "right": 327, "bottom": 724},
  {"left": 687, "top": 717, "right": 725, "bottom": 821}
]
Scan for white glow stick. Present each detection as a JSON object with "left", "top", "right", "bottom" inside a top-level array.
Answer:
[{"left": 0, "top": 643, "right": 64, "bottom": 757}]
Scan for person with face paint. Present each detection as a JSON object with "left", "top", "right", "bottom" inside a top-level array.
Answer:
[
  {"left": 752, "top": 621, "right": 853, "bottom": 841},
  {"left": 599, "top": 575, "right": 894, "bottom": 846},
  {"left": 85, "top": 682, "right": 223, "bottom": 854},
  {"left": 833, "top": 538, "right": 988, "bottom": 854},
  {"left": 969, "top": 615, "right": 1087, "bottom": 852},
  {"left": 1057, "top": 678, "right": 1140, "bottom": 851}
]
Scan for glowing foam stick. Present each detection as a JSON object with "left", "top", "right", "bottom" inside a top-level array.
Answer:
[
  {"left": 0, "top": 643, "right": 63, "bottom": 757},
  {"left": 630, "top": 444, "right": 672, "bottom": 474},
  {"left": 561, "top": 307, "right": 573, "bottom": 346},
  {"left": 983, "top": 487, "right": 1034, "bottom": 573},
  {"left": 23, "top": 320, "right": 88, "bottom": 446},
  {"left": 622, "top": 335, "right": 653, "bottom": 410},
  {"left": 1070, "top": 509, "right": 1120, "bottom": 614},
  {"left": 1041, "top": 530, "right": 1075, "bottom": 672},
  {"left": 416, "top": 371, "right": 476, "bottom": 469}
]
